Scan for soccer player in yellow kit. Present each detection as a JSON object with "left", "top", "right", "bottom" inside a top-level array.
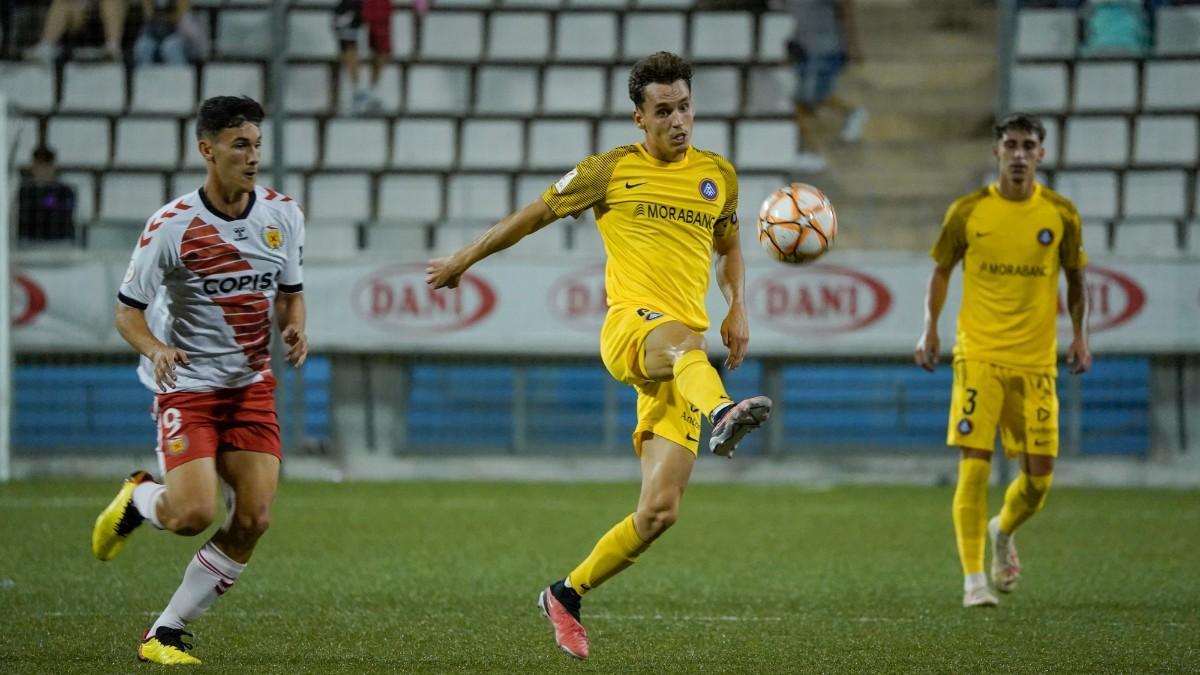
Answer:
[
  {"left": 914, "top": 113, "right": 1092, "bottom": 608},
  {"left": 426, "top": 52, "right": 771, "bottom": 658}
]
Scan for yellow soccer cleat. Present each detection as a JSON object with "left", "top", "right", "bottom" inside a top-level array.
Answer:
[
  {"left": 91, "top": 470, "right": 154, "bottom": 561},
  {"left": 138, "top": 627, "right": 202, "bottom": 666}
]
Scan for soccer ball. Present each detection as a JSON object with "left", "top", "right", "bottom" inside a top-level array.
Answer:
[{"left": 756, "top": 183, "right": 837, "bottom": 264}]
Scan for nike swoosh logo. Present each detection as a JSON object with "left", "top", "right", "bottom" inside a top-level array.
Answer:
[
  {"left": 1034, "top": 440, "right": 1051, "bottom": 446},
  {"left": 686, "top": 434, "right": 698, "bottom": 442},
  {"left": 976, "top": 231, "right": 992, "bottom": 237},
  {"left": 625, "top": 181, "right": 647, "bottom": 189}
]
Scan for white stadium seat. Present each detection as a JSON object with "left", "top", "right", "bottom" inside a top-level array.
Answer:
[
  {"left": 1189, "top": 221, "right": 1200, "bottom": 256},
  {"left": 420, "top": 12, "right": 484, "bottom": 61},
  {"left": 446, "top": 174, "right": 512, "bottom": 221},
  {"left": 100, "top": 173, "right": 165, "bottom": 222},
  {"left": 1142, "top": 61, "right": 1200, "bottom": 111},
  {"left": 367, "top": 223, "right": 427, "bottom": 258},
  {"left": 543, "top": 66, "right": 606, "bottom": 113},
  {"left": 336, "top": 64, "right": 402, "bottom": 115},
  {"left": 623, "top": 13, "right": 685, "bottom": 61},
  {"left": 169, "top": 171, "right": 205, "bottom": 199},
  {"left": 1063, "top": 116, "right": 1128, "bottom": 167},
  {"left": 283, "top": 64, "right": 332, "bottom": 114},
  {"left": 391, "top": 10, "right": 414, "bottom": 58},
  {"left": 309, "top": 174, "right": 372, "bottom": 222},
  {"left": 258, "top": 118, "right": 319, "bottom": 171},
  {"left": 324, "top": 119, "right": 389, "bottom": 169},
  {"left": 1154, "top": 7, "right": 1200, "bottom": 56},
  {"left": 555, "top": 13, "right": 618, "bottom": 62},
  {"left": 746, "top": 66, "right": 794, "bottom": 116},
  {"left": 113, "top": 119, "right": 179, "bottom": 169},
  {"left": 1053, "top": 171, "right": 1118, "bottom": 221},
  {"left": 1133, "top": 116, "right": 1198, "bottom": 166},
  {"left": 567, "top": 0, "right": 627, "bottom": 8},
  {"left": 608, "top": 67, "right": 633, "bottom": 114},
  {"left": 288, "top": 11, "right": 339, "bottom": 58},
  {"left": 216, "top": 11, "right": 270, "bottom": 57},
  {"left": 1072, "top": 62, "right": 1137, "bottom": 112},
  {"left": 302, "top": 223, "right": 361, "bottom": 260},
  {"left": 635, "top": 0, "right": 692, "bottom": 7},
  {"left": 1113, "top": 220, "right": 1180, "bottom": 257},
  {"left": 692, "top": 120, "right": 730, "bottom": 158},
  {"left": 1016, "top": 9, "right": 1077, "bottom": 58},
  {"left": 597, "top": 119, "right": 640, "bottom": 153},
  {"left": 378, "top": 174, "right": 444, "bottom": 224},
  {"left": 475, "top": 66, "right": 539, "bottom": 115},
  {"left": 488, "top": 12, "right": 551, "bottom": 61},
  {"left": 736, "top": 174, "right": 788, "bottom": 244},
  {"left": 8, "top": 116, "right": 38, "bottom": 169},
  {"left": 502, "top": 0, "right": 560, "bottom": 6},
  {"left": 59, "top": 172, "right": 96, "bottom": 223},
  {"left": 392, "top": 119, "right": 457, "bottom": 169},
  {"left": 735, "top": 121, "right": 796, "bottom": 171},
  {"left": 48, "top": 118, "right": 110, "bottom": 169},
  {"left": 515, "top": 174, "right": 558, "bottom": 207},
  {"left": 527, "top": 120, "right": 592, "bottom": 170},
  {"left": 202, "top": 63, "right": 263, "bottom": 102},
  {"left": 131, "top": 65, "right": 196, "bottom": 115},
  {"left": 758, "top": 12, "right": 792, "bottom": 62},
  {"left": 1010, "top": 64, "right": 1068, "bottom": 113},
  {"left": 406, "top": 65, "right": 470, "bottom": 113},
  {"left": 1123, "top": 171, "right": 1187, "bottom": 220},
  {"left": 0, "top": 63, "right": 55, "bottom": 113},
  {"left": 691, "top": 66, "right": 741, "bottom": 117},
  {"left": 1081, "top": 222, "right": 1110, "bottom": 253},
  {"left": 690, "top": 13, "right": 754, "bottom": 62},
  {"left": 1040, "top": 117, "right": 1060, "bottom": 169},
  {"left": 460, "top": 120, "right": 525, "bottom": 169},
  {"left": 59, "top": 63, "right": 124, "bottom": 113}
]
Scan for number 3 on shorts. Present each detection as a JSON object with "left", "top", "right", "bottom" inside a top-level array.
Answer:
[{"left": 962, "top": 388, "right": 978, "bottom": 415}]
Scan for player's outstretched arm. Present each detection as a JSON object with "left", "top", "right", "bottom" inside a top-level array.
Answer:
[
  {"left": 426, "top": 199, "right": 558, "bottom": 289},
  {"left": 713, "top": 224, "right": 749, "bottom": 370},
  {"left": 115, "top": 303, "right": 190, "bottom": 392},
  {"left": 275, "top": 291, "right": 308, "bottom": 368},
  {"left": 914, "top": 265, "right": 953, "bottom": 372},
  {"left": 1064, "top": 267, "right": 1091, "bottom": 374}
]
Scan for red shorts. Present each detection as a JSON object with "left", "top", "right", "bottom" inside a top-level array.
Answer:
[
  {"left": 363, "top": 0, "right": 393, "bottom": 54},
  {"left": 154, "top": 379, "right": 282, "bottom": 473}
]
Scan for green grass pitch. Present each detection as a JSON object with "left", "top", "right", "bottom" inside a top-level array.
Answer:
[{"left": 1, "top": 480, "right": 1196, "bottom": 673}]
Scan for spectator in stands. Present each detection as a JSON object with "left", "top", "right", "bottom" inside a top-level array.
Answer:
[
  {"left": 17, "top": 146, "right": 77, "bottom": 244},
  {"left": 132, "top": 0, "right": 200, "bottom": 65},
  {"left": 24, "top": 0, "right": 128, "bottom": 62},
  {"left": 786, "top": 0, "right": 868, "bottom": 173},
  {"left": 335, "top": 0, "right": 406, "bottom": 115}
]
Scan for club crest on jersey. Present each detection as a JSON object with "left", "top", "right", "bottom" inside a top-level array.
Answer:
[
  {"left": 1037, "top": 228, "right": 1054, "bottom": 245},
  {"left": 263, "top": 224, "right": 283, "bottom": 250},
  {"left": 957, "top": 419, "right": 973, "bottom": 435},
  {"left": 699, "top": 178, "right": 718, "bottom": 201},
  {"left": 166, "top": 435, "right": 189, "bottom": 455}
]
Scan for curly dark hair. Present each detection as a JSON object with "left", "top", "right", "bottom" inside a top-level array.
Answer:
[
  {"left": 195, "top": 96, "right": 265, "bottom": 140},
  {"left": 628, "top": 51, "right": 693, "bottom": 109},
  {"left": 994, "top": 113, "right": 1046, "bottom": 142}
]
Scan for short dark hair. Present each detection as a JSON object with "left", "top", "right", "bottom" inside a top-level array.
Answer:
[
  {"left": 31, "top": 145, "right": 55, "bottom": 164},
  {"left": 994, "top": 113, "right": 1046, "bottom": 142},
  {"left": 195, "top": 96, "right": 265, "bottom": 140},
  {"left": 628, "top": 51, "right": 693, "bottom": 109}
]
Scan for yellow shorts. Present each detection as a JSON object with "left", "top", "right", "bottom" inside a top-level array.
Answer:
[
  {"left": 600, "top": 304, "right": 702, "bottom": 456},
  {"left": 947, "top": 358, "right": 1059, "bottom": 458}
]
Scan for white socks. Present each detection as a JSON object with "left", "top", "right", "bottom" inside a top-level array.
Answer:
[
  {"left": 964, "top": 572, "right": 988, "bottom": 592},
  {"left": 132, "top": 482, "right": 166, "bottom": 529},
  {"left": 150, "top": 542, "right": 246, "bottom": 634}
]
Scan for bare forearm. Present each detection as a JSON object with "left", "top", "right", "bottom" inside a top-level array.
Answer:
[
  {"left": 923, "top": 267, "right": 951, "bottom": 331},
  {"left": 715, "top": 248, "right": 746, "bottom": 307},
  {"left": 460, "top": 201, "right": 553, "bottom": 268},
  {"left": 275, "top": 293, "right": 306, "bottom": 332},
  {"left": 115, "top": 304, "right": 167, "bottom": 358},
  {"left": 1066, "top": 269, "right": 1087, "bottom": 339}
]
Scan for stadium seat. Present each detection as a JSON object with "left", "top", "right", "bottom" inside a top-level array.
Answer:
[
  {"left": 1142, "top": 61, "right": 1200, "bottom": 111},
  {"left": 1133, "top": 116, "right": 1198, "bottom": 166},
  {"left": 279, "top": 173, "right": 307, "bottom": 207},
  {"left": 284, "top": 65, "right": 332, "bottom": 114},
  {"left": 567, "top": 0, "right": 627, "bottom": 8},
  {"left": 257, "top": 118, "right": 319, "bottom": 171},
  {"left": 690, "top": 13, "right": 754, "bottom": 62},
  {"left": 528, "top": 120, "right": 592, "bottom": 170},
  {"left": 607, "top": 67, "right": 633, "bottom": 114},
  {"left": 1063, "top": 116, "right": 1128, "bottom": 167},
  {"left": 309, "top": 173, "right": 373, "bottom": 222},
  {"left": 112, "top": 119, "right": 180, "bottom": 169},
  {"left": 1112, "top": 220, "right": 1180, "bottom": 256},
  {"left": 746, "top": 66, "right": 794, "bottom": 116},
  {"left": 1010, "top": 64, "right": 1068, "bottom": 113},
  {"left": 169, "top": 171, "right": 205, "bottom": 198},
  {"left": 597, "top": 119, "right": 640, "bottom": 153},
  {"left": 1188, "top": 222, "right": 1200, "bottom": 256},
  {"left": 420, "top": 12, "right": 484, "bottom": 61},
  {"left": 1154, "top": 6, "right": 1200, "bottom": 56},
  {"left": 336, "top": 64, "right": 402, "bottom": 115},
  {"left": 635, "top": 0, "right": 691, "bottom": 7},
  {"left": 100, "top": 173, "right": 166, "bottom": 222},
  {"left": 1122, "top": 170, "right": 1187, "bottom": 220},
  {"left": 758, "top": 12, "right": 792, "bottom": 62},
  {"left": 0, "top": 63, "right": 55, "bottom": 113},
  {"left": 302, "top": 222, "right": 361, "bottom": 259},
  {"left": 216, "top": 10, "right": 270, "bottom": 57},
  {"left": 59, "top": 172, "right": 96, "bottom": 223},
  {"left": 735, "top": 122, "right": 797, "bottom": 171},
  {"left": 446, "top": 174, "right": 512, "bottom": 221},
  {"left": 47, "top": 118, "right": 110, "bottom": 169},
  {"left": 1081, "top": 221, "right": 1110, "bottom": 253},
  {"left": 543, "top": 66, "right": 607, "bottom": 113},
  {"left": 1072, "top": 62, "right": 1137, "bottom": 112},
  {"left": 1015, "top": 9, "right": 1077, "bottom": 58},
  {"left": 623, "top": 13, "right": 685, "bottom": 61},
  {"left": 555, "top": 12, "right": 618, "bottom": 62},
  {"left": 691, "top": 66, "right": 741, "bottom": 117},
  {"left": 8, "top": 116, "right": 37, "bottom": 169},
  {"left": 515, "top": 174, "right": 559, "bottom": 207},
  {"left": 488, "top": 12, "right": 551, "bottom": 61},
  {"left": 475, "top": 66, "right": 539, "bottom": 115},
  {"left": 460, "top": 120, "right": 525, "bottom": 168},
  {"left": 85, "top": 221, "right": 142, "bottom": 250},
  {"left": 431, "top": 222, "right": 478, "bottom": 255},
  {"left": 130, "top": 65, "right": 196, "bottom": 115},
  {"left": 692, "top": 120, "right": 730, "bottom": 157},
  {"left": 378, "top": 174, "right": 444, "bottom": 224},
  {"left": 736, "top": 174, "right": 787, "bottom": 237},
  {"left": 288, "top": 11, "right": 339, "bottom": 58},
  {"left": 366, "top": 223, "right": 427, "bottom": 257},
  {"left": 406, "top": 65, "right": 470, "bottom": 113},
  {"left": 201, "top": 63, "right": 263, "bottom": 103},
  {"left": 1041, "top": 116, "right": 1060, "bottom": 169},
  {"left": 324, "top": 119, "right": 389, "bottom": 169},
  {"left": 59, "top": 63, "right": 124, "bottom": 113},
  {"left": 1053, "top": 171, "right": 1118, "bottom": 220},
  {"left": 389, "top": 10, "right": 414, "bottom": 59},
  {"left": 392, "top": 119, "right": 457, "bottom": 169},
  {"left": 502, "top": 0, "right": 560, "bottom": 6}
]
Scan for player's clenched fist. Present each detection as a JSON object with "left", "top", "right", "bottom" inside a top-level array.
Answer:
[
  {"left": 914, "top": 330, "right": 940, "bottom": 372},
  {"left": 282, "top": 326, "right": 308, "bottom": 367},
  {"left": 147, "top": 344, "right": 190, "bottom": 392},
  {"left": 426, "top": 255, "right": 466, "bottom": 289}
]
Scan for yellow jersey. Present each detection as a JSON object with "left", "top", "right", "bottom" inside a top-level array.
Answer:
[
  {"left": 542, "top": 144, "right": 739, "bottom": 332},
  {"left": 931, "top": 183, "right": 1088, "bottom": 371}
]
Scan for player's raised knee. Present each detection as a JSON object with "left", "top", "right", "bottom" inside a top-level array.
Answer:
[{"left": 637, "top": 502, "right": 680, "bottom": 539}]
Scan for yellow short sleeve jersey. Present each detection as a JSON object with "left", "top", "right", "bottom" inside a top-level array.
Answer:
[
  {"left": 542, "top": 144, "right": 739, "bottom": 332},
  {"left": 930, "top": 183, "right": 1087, "bottom": 370}
]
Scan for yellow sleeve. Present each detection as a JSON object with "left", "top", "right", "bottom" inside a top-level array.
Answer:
[
  {"left": 929, "top": 194, "right": 975, "bottom": 268},
  {"left": 701, "top": 150, "right": 740, "bottom": 240},
  {"left": 541, "top": 148, "right": 630, "bottom": 219},
  {"left": 1058, "top": 203, "right": 1089, "bottom": 270}
]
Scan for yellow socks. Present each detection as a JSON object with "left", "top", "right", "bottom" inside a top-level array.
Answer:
[
  {"left": 952, "top": 457, "right": 991, "bottom": 576},
  {"left": 999, "top": 472, "right": 1054, "bottom": 535},
  {"left": 672, "top": 350, "right": 733, "bottom": 421},
  {"left": 567, "top": 514, "right": 650, "bottom": 595}
]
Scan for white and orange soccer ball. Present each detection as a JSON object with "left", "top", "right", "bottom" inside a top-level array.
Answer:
[{"left": 756, "top": 183, "right": 838, "bottom": 264}]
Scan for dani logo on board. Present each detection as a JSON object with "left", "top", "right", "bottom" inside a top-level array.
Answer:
[
  {"left": 12, "top": 274, "right": 47, "bottom": 326},
  {"left": 1056, "top": 265, "right": 1143, "bottom": 332},
  {"left": 749, "top": 265, "right": 892, "bottom": 334},
  {"left": 353, "top": 265, "right": 496, "bottom": 332},
  {"left": 547, "top": 265, "right": 607, "bottom": 332}
]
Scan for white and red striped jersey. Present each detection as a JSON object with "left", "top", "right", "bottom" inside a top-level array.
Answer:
[{"left": 119, "top": 185, "right": 305, "bottom": 393}]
